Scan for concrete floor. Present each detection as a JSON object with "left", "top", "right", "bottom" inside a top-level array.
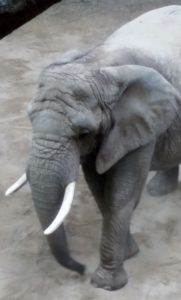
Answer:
[{"left": 1, "top": 0, "right": 181, "bottom": 299}]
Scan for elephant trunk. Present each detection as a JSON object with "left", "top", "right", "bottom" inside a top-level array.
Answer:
[{"left": 26, "top": 139, "right": 84, "bottom": 274}]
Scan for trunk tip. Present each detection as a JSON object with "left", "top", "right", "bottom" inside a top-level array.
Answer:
[
  {"left": 78, "top": 263, "right": 86, "bottom": 275},
  {"left": 69, "top": 261, "right": 86, "bottom": 275}
]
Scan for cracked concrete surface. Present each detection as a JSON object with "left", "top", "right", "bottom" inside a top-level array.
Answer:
[{"left": 0, "top": 0, "right": 181, "bottom": 299}]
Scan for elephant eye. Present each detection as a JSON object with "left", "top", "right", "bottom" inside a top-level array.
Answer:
[{"left": 79, "top": 130, "right": 90, "bottom": 139}]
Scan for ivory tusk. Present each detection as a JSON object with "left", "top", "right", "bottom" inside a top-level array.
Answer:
[
  {"left": 5, "top": 173, "right": 27, "bottom": 196},
  {"left": 44, "top": 181, "right": 76, "bottom": 235}
]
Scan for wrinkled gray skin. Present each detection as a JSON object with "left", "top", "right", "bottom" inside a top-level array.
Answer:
[{"left": 26, "top": 6, "right": 181, "bottom": 291}]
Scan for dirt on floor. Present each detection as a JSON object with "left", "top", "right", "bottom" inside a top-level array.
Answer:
[{"left": 0, "top": 0, "right": 181, "bottom": 299}]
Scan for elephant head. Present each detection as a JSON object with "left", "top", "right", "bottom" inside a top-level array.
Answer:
[{"left": 6, "top": 51, "right": 180, "bottom": 274}]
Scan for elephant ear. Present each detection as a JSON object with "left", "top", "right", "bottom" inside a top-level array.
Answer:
[{"left": 96, "top": 65, "right": 180, "bottom": 174}]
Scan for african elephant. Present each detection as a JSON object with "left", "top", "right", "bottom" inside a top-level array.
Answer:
[{"left": 6, "top": 5, "right": 181, "bottom": 291}]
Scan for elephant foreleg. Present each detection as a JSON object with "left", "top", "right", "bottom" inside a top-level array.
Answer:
[
  {"left": 147, "top": 166, "right": 179, "bottom": 197},
  {"left": 83, "top": 143, "right": 154, "bottom": 291},
  {"left": 82, "top": 159, "right": 138, "bottom": 262}
]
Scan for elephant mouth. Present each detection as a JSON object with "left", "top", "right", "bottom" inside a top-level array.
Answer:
[{"left": 5, "top": 174, "right": 76, "bottom": 235}]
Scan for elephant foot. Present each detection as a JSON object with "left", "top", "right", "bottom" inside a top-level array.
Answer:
[
  {"left": 91, "top": 266, "right": 128, "bottom": 291},
  {"left": 147, "top": 167, "right": 178, "bottom": 197},
  {"left": 124, "top": 233, "right": 139, "bottom": 260}
]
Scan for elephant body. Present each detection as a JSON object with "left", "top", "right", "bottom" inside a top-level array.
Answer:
[
  {"left": 25, "top": 5, "right": 181, "bottom": 291},
  {"left": 84, "top": 5, "right": 181, "bottom": 91},
  {"left": 79, "top": 5, "right": 181, "bottom": 170}
]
